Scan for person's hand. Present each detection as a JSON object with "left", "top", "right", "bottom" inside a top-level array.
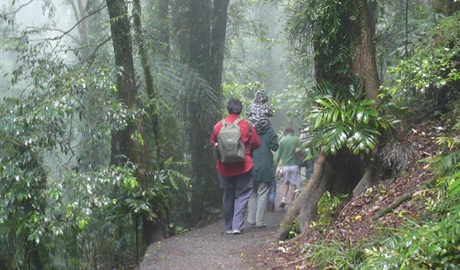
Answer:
[{"left": 276, "top": 168, "right": 282, "bottom": 180}]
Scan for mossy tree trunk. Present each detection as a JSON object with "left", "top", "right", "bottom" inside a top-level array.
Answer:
[
  {"left": 349, "top": 0, "right": 381, "bottom": 196},
  {"left": 277, "top": 0, "right": 381, "bottom": 240},
  {"left": 106, "top": 0, "right": 166, "bottom": 245}
]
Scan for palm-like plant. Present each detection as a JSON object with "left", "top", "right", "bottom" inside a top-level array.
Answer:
[{"left": 306, "top": 80, "right": 396, "bottom": 156}]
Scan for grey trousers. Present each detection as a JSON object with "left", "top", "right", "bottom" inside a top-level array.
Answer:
[
  {"left": 247, "top": 181, "right": 270, "bottom": 226},
  {"left": 219, "top": 170, "right": 253, "bottom": 231}
]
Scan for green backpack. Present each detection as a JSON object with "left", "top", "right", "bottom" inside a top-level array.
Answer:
[{"left": 217, "top": 118, "right": 248, "bottom": 163}]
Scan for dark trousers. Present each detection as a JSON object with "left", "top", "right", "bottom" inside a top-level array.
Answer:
[{"left": 219, "top": 170, "right": 253, "bottom": 231}]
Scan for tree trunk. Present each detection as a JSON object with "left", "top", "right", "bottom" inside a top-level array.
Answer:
[
  {"left": 132, "top": 0, "right": 170, "bottom": 241},
  {"left": 350, "top": 0, "right": 382, "bottom": 195},
  {"left": 106, "top": 0, "right": 166, "bottom": 245},
  {"left": 186, "top": 0, "right": 228, "bottom": 225},
  {"left": 353, "top": 145, "right": 379, "bottom": 196},
  {"left": 350, "top": 0, "right": 380, "bottom": 104},
  {"left": 209, "top": 0, "right": 229, "bottom": 102},
  {"left": 277, "top": 150, "right": 362, "bottom": 240},
  {"left": 276, "top": 152, "right": 329, "bottom": 240},
  {"left": 291, "top": 1, "right": 380, "bottom": 238},
  {"left": 206, "top": 0, "right": 230, "bottom": 211},
  {"left": 278, "top": 3, "right": 381, "bottom": 231},
  {"left": 133, "top": 0, "right": 163, "bottom": 166},
  {"left": 106, "top": 0, "right": 136, "bottom": 166},
  {"left": 157, "top": 0, "right": 170, "bottom": 57}
]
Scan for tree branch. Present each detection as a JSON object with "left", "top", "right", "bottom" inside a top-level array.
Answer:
[
  {"left": 2, "top": 0, "right": 34, "bottom": 18},
  {"left": 24, "top": 4, "right": 106, "bottom": 43}
]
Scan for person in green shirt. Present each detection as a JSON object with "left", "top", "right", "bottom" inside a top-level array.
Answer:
[{"left": 274, "top": 127, "right": 301, "bottom": 208}]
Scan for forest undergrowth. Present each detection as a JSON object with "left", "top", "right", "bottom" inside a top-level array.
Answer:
[{"left": 252, "top": 116, "right": 457, "bottom": 269}]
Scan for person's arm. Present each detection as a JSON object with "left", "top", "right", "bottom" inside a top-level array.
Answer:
[
  {"left": 260, "top": 104, "right": 274, "bottom": 117},
  {"left": 297, "top": 136, "right": 302, "bottom": 148},
  {"left": 270, "top": 131, "right": 279, "bottom": 152},
  {"left": 273, "top": 145, "right": 281, "bottom": 167},
  {"left": 249, "top": 123, "right": 260, "bottom": 150},
  {"left": 210, "top": 123, "right": 220, "bottom": 145},
  {"left": 266, "top": 105, "right": 274, "bottom": 117}
]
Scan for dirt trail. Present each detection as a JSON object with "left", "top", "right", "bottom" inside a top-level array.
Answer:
[{"left": 139, "top": 182, "right": 286, "bottom": 270}]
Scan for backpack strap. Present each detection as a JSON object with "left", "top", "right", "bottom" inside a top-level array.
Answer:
[
  {"left": 235, "top": 118, "right": 252, "bottom": 149},
  {"left": 234, "top": 118, "right": 251, "bottom": 146},
  {"left": 233, "top": 118, "right": 242, "bottom": 125},
  {"left": 219, "top": 118, "right": 250, "bottom": 146},
  {"left": 220, "top": 118, "right": 242, "bottom": 125},
  {"left": 216, "top": 119, "right": 239, "bottom": 143}
]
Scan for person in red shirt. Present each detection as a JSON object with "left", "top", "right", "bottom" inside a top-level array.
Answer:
[{"left": 210, "top": 98, "right": 260, "bottom": 235}]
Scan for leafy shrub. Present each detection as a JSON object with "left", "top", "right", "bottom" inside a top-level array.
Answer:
[
  {"left": 313, "top": 191, "right": 341, "bottom": 228},
  {"left": 306, "top": 81, "right": 396, "bottom": 156},
  {"left": 362, "top": 176, "right": 460, "bottom": 269},
  {"left": 302, "top": 238, "right": 366, "bottom": 269}
]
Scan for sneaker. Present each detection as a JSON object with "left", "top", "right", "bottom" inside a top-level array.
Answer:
[
  {"left": 225, "top": 230, "right": 233, "bottom": 234},
  {"left": 232, "top": 230, "right": 242, "bottom": 235},
  {"left": 256, "top": 224, "right": 266, "bottom": 228},
  {"left": 247, "top": 221, "right": 255, "bottom": 226},
  {"left": 280, "top": 198, "right": 287, "bottom": 208}
]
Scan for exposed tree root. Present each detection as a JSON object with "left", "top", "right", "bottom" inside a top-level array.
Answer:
[
  {"left": 276, "top": 152, "right": 328, "bottom": 240},
  {"left": 271, "top": 258, "right": 308, "bottom": 269},
  {"left": 372, "top": 190, "right": 416, "bottom": 221}
]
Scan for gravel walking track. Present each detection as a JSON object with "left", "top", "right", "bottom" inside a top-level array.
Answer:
[{"left": 139, "top": 181, "right": 287, "bottom": 270}]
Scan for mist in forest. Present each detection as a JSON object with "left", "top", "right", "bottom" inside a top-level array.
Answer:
[
  {"left": 1, "top": 0, "right": 297, "bottom": 123},
  {"left": 234, "top": 1, "right": 304, "bottom": 133},
  {"left": 1, "top": 1, "right": 86, "bottom": 97}
]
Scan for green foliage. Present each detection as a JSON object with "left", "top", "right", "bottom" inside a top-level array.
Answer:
[
  {"left": 300, "top": 155, "right": 460, "bottom": 270},
  {"left": 1, "top": 4, "right": 221, "bottom": 266},
  {"left": 306, "top": 81, "right": 397, "bottom": 156},
  {"left": 150, "top": 60, "right": 221, "bottom": 126},
  {"left": 361, "top": 162, "right": 460, "bottom": 270},
  {"left": 0, "top": 94, "right": 136, "bottom": 269},
  {"left": 303, "top": 239, "right": 366, "bottom": 269},
  {"left": 313, "top": 191, "right": 342, "bottom": 228},
  {"left": 53, "top": 164, "right": 169, "bottom": 269},
  {"left": 272, "top": 80, "right": 312, "bottom": 121},
  {"left": 436, "top": 103, "right": 460, "bottom": 154},
  {"left": 222, "top": 81, "right": 259, "bottom": 113},
  {"left": 375, "top": 1, "right": 435, "bottom": 73},
  {"left": 0, "top": 122, "right": 172, "bottom": 268},
  {"left": 288, "top": 218, "right": 299, "bottom": 239},
  {"left": 385, "top": 11, "right": 460, "bottom": 105},
  {"left": 0, "top": 45, "right": 175, "bottom": 269},
  {"left": 302, "top": 119, "right": 460, "bottom": 269},
  {"left": 285, "top": 0, "right": 357, "bottom": 79}
]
